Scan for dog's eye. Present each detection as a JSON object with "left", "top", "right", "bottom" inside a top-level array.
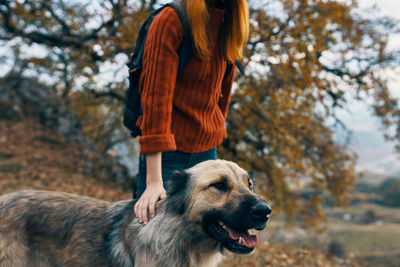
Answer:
[
  {"left": 211, "top": 181, "right": 228, "bottom": 192},
  {"left": 248, "top": 178, "right": 255, "bottom": 192}
]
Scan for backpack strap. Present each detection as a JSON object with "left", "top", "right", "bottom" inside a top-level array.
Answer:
[
  {"left": 235, "top": 60, "right": 245, "bottom": 76},
  {"left": 127, "top": 5, "right": 170, "bottom": 71},
  {"left": 127, "top": 1, "right": 192, "bottom": 77}
]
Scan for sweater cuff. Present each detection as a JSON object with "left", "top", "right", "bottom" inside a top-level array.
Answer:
[{"left": 139, "top": 134, "right": 177, "bottom": 154}]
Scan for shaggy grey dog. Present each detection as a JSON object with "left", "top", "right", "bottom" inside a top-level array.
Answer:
[{"left": 0, "top": 160, "right": 271, "bottom": 267}]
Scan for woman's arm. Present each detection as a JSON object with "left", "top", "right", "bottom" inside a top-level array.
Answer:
[
  {"left": 138, "top": 7, "right": 183, "bottom": 154},
  {"left": 134, "top": 7, "right": 183, "bottom": 223},
  {"left": 134, "top": 152, "right": 166, "bottom": 224}
]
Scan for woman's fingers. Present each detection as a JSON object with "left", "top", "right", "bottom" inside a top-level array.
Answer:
[
  {"left": 134, "top": 198, "right": 148, "bottom": 223},
  {"left": 160, "top": 189, "right": 167, "bottom": 200},
  {"left": 139, "top": 198, "right": 149, "bottom": 224},
  {"left": 148, "top": 196, "right": 158, "bottom": 219}
]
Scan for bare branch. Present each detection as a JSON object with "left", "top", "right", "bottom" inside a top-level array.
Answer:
[
  {"left": 90, "top": 89, "right": 126, "bottom": 103},
  {"left": 41, "top": 0, "right": 72, "bottom": 36}
]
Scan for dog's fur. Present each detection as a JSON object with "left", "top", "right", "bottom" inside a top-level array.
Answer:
[{"left": 0, "top": 160, "right": 270, "bottom": 267}]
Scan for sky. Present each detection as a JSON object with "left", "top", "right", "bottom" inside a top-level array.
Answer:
[{"left": 337, "top": 0, "right": 400, "bottom": 176}]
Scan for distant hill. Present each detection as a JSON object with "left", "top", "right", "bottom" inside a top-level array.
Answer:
[{"left": 356, "top": 171, "right": 400, "bottom": 185}]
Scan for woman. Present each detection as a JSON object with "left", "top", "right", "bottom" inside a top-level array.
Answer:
[{"left": 134, "top": 0, "right": 249, "bottom": 224}]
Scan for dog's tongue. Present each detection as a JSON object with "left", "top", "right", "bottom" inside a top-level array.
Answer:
[{"left": 226, "top": 227, "right": 258, "bottom": 248}]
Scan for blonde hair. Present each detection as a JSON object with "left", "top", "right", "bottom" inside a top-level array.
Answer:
[{"left": 183, "top": 0, "right": 249, "bottom": 62}]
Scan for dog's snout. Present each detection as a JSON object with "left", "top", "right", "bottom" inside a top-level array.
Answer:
[{"left": 251, "top": 201, "right": 271, "bottom": 220}]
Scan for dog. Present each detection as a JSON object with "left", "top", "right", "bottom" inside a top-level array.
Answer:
[{"left": 0, "top": 160, "right": 271, "bottom": 267}]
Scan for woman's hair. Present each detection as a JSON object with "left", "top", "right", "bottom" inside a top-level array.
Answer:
[{"left": 182, "top": 0, "right": 249, "bottom": 62}]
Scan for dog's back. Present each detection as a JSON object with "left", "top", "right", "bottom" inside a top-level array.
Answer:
[{"left": 0, "top": 190, "right": 118, "bottom": 267}]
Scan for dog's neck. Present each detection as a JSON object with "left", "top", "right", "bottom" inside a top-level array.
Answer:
[{"left": 130, "top": 202, "right": 224, "bottom": 267}]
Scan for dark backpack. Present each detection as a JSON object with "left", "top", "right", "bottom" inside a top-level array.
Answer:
[{"left": 123, "top": 1, "right": 245, "bottom": 138}]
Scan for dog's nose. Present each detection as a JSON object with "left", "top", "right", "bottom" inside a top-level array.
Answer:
[{"left": 251, "top": 201, "right": 271, "bottom": 221}]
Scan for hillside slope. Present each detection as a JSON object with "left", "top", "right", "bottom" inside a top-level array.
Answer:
[{"left": 0, "top": 117, "right": 131, "bottom": 201}]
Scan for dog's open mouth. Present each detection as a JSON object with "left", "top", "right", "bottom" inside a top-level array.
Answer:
[
  {"left": 218, "top": 221, "right": 258, "bottom": 249},
  {"left": 204, "top": 218, "right": 259, "bottom": 254}
]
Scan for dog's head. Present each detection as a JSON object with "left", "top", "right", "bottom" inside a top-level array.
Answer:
[{"left": 166, "top": 160, "right": 271, "bottom": 254}]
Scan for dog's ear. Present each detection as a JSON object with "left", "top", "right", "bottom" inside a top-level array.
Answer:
[{"left": 166, "top": 170, "right": 190, "bottom": 215}]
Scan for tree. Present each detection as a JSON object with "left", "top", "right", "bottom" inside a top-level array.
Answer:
[
  {"left": 220, "top": 0, "right": 400, "bottom": 224},
  {"left": 0, "top": 0, "right": 150, "bottom": 151},
  {"left": 328, "top": 240, "right": 346, "bottom": 257},
  {"left": 380, "top": 178, "right": 400, "bottom": 207}
]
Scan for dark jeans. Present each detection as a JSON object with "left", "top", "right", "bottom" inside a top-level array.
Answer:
[{"left": 135, "top": 147, "right": 217, "bottom": 198}]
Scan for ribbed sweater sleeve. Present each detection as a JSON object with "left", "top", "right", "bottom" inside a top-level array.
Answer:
[
  {"left": 218, "top": 63, "right": 236, "bottom": 118},
  {"left": 138, "top": 7, "right": 182, "bottom": 154}
]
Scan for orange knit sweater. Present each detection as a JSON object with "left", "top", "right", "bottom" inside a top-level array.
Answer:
[{"left": 137, "top": 6, "right": 236, "bottom": 154}]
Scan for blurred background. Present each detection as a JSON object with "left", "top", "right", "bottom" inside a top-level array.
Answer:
[{"left": 0, "top": 0, "right": 399, "bottom": 266}]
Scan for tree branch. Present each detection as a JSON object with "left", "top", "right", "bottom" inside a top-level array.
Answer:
[
  {"left": 41, "top": 0, "right": 72, "bottom": 36},
  {"left": 90, "top": 89, "right": 126, "bottom": 103}
]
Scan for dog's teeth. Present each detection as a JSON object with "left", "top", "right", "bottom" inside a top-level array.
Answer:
[
  {"left": 218, "top": 221, "right": 228, "bottom": 230},
  {"left": 238, "top": 237, "right": 243, "bottom": 245}
]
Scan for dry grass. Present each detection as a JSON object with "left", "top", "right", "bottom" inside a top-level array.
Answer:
[
  {"left": 326, "top": 220, "right": 400, "bottom": 254},
  {"left": 221, "top": 242, "right": 357, "bottom": 267},
  {"left": 0, "top": 118, "right": 131, "bottom": 201}
]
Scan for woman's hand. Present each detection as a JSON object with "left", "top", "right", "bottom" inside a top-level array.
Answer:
[
  {"left": 134, "top": 152, "right": 164, "bottom": 225},
  {"left": 134, "top": 181, "right": 167, "bottom": 224}
]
